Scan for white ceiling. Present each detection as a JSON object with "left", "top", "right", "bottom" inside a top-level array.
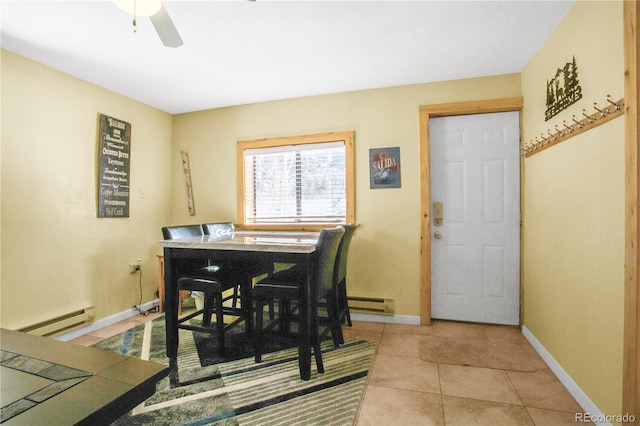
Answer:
[{"left": 1, "top": 0, "right": 575, "bottom": 114}]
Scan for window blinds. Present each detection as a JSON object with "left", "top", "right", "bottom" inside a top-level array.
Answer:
[{"left": 243, "top": 141, "right": 346, "bottom": 224}]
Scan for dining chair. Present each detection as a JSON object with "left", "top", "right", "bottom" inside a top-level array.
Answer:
[
  {"left": 160, "top": 225, "right": 206, "bottom": 314},
  {"left": 201, "top": 222, "right": 272, "bottom": 309},
  {"left": 252, "top": 226, "right": 345, "bottom": 374},
  {"left": 201, "top": 222, "right": 235, "bottom": 239},
  {"left": 335, "top": 224, "right": 357, "bottom": 327},
  {"left": 265, "top": 223, "right": 357, "bottom": 342},
  {"left": 202, "top": 222, "right": 241, "bottom": 309},
  {"left": 162, "top": 224, "right": 205, "bottom": 240},
  {"left": 156, "top": 254, "right": 192, "bottom": 315},
  {"left": 161, "top": 224, "right": 251, "bottom": 356}
]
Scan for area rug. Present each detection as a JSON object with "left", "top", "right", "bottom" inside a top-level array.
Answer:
[{"left": 91, "top": 316, "right": 376, "bottom": 425}]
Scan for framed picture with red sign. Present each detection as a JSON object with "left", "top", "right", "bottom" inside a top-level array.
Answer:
[{"left": 369, "top": 147, "right": 401, "bottom": 189}]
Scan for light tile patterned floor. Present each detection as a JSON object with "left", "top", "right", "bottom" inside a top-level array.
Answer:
[
  {"left": 70, "top": 314, "right": 583, "bottom": 425},
  {"left": 346, "top": 320, "right": 583, "bottom": 426}
]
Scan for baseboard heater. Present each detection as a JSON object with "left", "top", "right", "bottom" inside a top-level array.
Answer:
[
  {"left": 18, "top": 306, "right": 96, "bottom": 337},
  {"left": 347, "top": 296, "right": 394, "bottom": 315}
]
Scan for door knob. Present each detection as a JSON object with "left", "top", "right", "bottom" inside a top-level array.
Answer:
[{"left": 434, "top": 231, "right": 442, "bottom": 239}]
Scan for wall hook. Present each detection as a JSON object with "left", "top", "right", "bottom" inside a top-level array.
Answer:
[
  {"left": 606, "top": 95, "right": 621, "bottom": 111},
  {"left": 547, "top": 129, "right": 557, "bottom": 140},
  {"left": 593, "top": 102, "right": 606, "bottom": 118},
  {"left": 563, "top": 120, "right": 574, "bottom": 133},
  {"left": 582, "top": 109, "right": 594, "bottom": 123},
  {"left": 555, "top": 125, "right": 564, "bottom": 137},
  {"left": 572, "top": 115, "right": 584, "bottom": 128}
]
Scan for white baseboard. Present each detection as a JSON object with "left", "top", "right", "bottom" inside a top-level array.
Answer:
[
  {"left": 55, "top": 300, "right": 159, "bottom": 341},
  {"left": 55, "top": 303, "right": 418, "bottom": 341},
  {"left": 350, "top": 312, "right": 420, "bottom": 325},
  {"left": 521, "top": 325, "right": 610, "bottom": 426}
]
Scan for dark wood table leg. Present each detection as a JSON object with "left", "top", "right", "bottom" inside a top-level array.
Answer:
[
  {"left": 298, "top": 256, "right": 313, "bottom": 380},
  {"left": 241, "top": 276, "right": 253, "bottom": 335},
  {"left": 163, "top": 248, "right": 179, "bottom": 388}
]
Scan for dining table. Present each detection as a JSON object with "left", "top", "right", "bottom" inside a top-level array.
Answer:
[{"left": 159, "top": 230, "right": 320, "bottom": 385}]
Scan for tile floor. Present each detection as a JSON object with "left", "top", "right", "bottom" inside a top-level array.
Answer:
[
  {"left": 71, "top": 314, "right": 583, "bottom": 425},
  {"left": 345, "top": 321, "right": 583, "bottom": 425}
]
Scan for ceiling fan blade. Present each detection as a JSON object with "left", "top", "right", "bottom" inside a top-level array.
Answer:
[{"left": 149, "top": 3, "right": 183, "bottom": 48}]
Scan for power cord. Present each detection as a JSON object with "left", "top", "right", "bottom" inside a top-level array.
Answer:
[{"left": 132, "top": 268, "right": 149, "bottom": 316}]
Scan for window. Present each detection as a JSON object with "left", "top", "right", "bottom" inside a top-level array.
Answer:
[{"left": 237, "top": 131, "right": 355, "bottom": 230}]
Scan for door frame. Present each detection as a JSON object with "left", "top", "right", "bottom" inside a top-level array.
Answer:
[
  {"left": 622, "top": 0, "right": 639, "bottom": 418},
  {"left": 418, "top": 97, "right": 524, "bottom": 326}
]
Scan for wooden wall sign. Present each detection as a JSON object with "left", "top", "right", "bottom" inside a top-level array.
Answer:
[
  {"left": 181, "top": 151, "right": 195, "bottom": 215},
  {"left": 545, "top": 56, "right": 583, "bottom": 121},
  {"left": 97, "top": 114, "right": 131, "bottom": 218}
]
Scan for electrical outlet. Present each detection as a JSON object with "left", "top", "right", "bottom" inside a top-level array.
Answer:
[{"left": 129, "top": 258, "right": 142, "bottom": 273}]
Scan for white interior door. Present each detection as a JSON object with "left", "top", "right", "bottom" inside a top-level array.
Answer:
[{"left": 430, "top": 111, "right": 520, "bottom": 325}]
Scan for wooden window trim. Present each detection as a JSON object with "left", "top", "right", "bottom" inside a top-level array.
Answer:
[{"left": 236, "top": 131, "right": 355, "bottom": 232}]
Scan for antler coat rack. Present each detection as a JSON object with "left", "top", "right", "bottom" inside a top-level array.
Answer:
[{"left": 522, "top": 95, "right": 625, "bottom": 158}]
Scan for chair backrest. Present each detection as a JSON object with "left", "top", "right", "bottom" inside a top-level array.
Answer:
[
  {"left": 336, "top": 224, "right": 356, "bottom": 283},
  {"left": 201, "top": 222, "right": 234, "bottom": 238},
  {"left": 314, "top": 226, "right": 346, "bottom": 300},
  {"left": 161, "top": 225, "right": 204, "bottom": 240}
]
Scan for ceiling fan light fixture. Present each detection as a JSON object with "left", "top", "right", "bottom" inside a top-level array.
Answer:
[{"left": 114, "top": 0, "right": 161, "bottom": 17}]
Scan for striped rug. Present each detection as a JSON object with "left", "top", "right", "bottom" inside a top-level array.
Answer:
[{"left": 92, "top": 316, "right": 375, "bottom": 425}]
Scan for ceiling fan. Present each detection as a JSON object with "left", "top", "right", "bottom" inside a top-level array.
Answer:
[{"left": 114, "top": 0, "right": 183, "bottom": 48}]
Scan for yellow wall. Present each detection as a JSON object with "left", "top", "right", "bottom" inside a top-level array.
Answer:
[
  {"left": 0, "top": 50, "right": 173, "bottom": 329},
  {"left": 0, "top": 49, "right": 520, "bottom": 325},
  {"left": 0, "top": 0, "right": 629, "bottom": 415},
  {"left": 521, "top": 0, "right": 624, "bottom": 416},
  {"left": 171, "top": 75, "right": 521, "bottom": 317}
]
